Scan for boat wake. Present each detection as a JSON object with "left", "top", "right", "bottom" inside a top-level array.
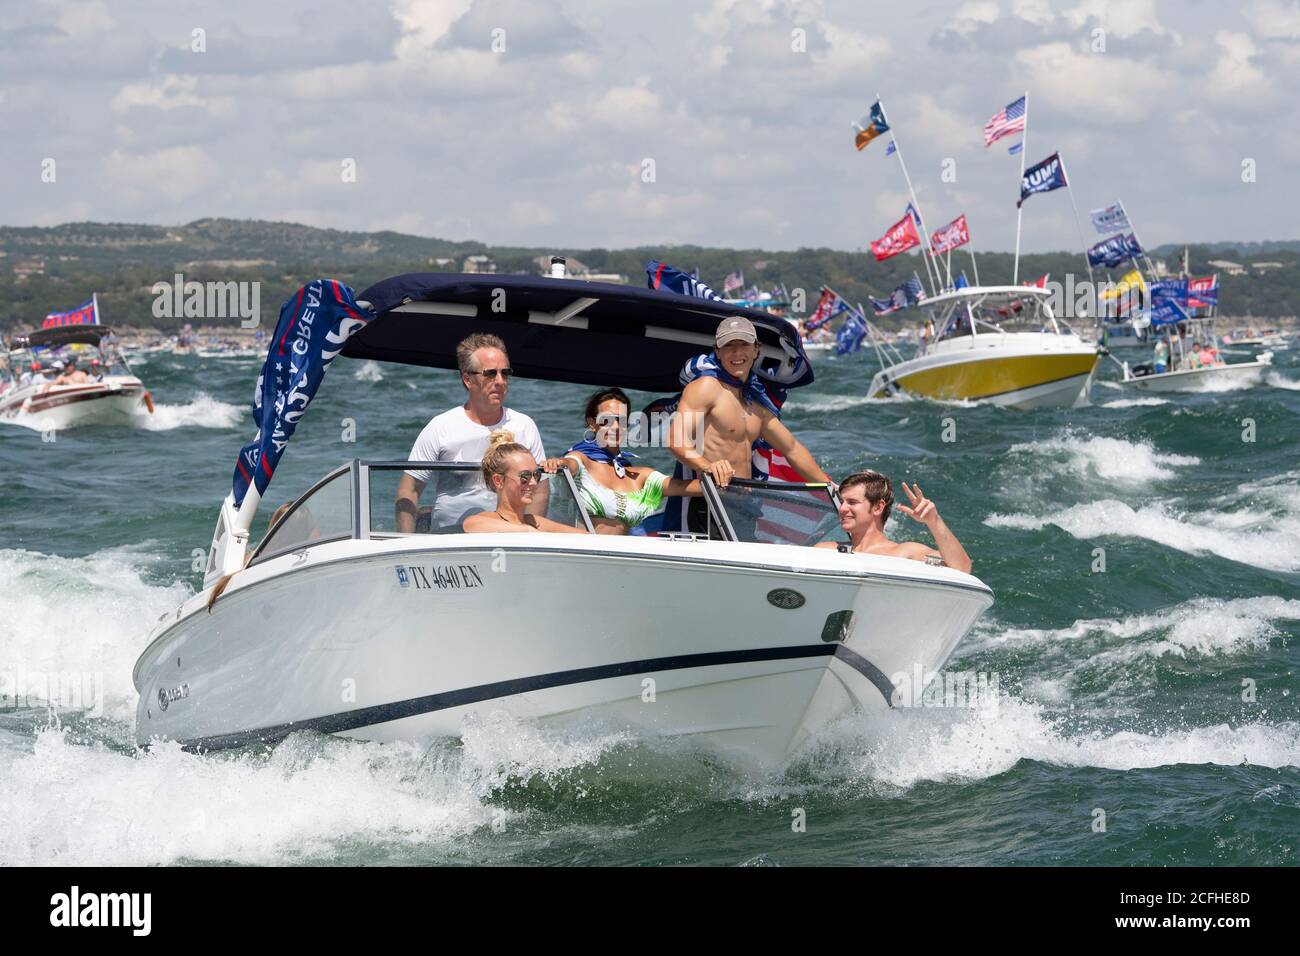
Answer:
[
  {"left": 799, "top": 696, "right": 1300, "bottom": 792},
  {"left": 132, "top": 393, "right": 242, "bottom": 431},
  {"left": 1004, "top": 429, "right": 1198, "bottom": 484},
  {"left": 985, "top": 496, "right": 1300, "bottom": 572},
  {"left": 1266, "top": 372, "right": 1300, "bottom": 391},
  {"left": 353, "top": 361, "right": 385, "bottom": 383}
]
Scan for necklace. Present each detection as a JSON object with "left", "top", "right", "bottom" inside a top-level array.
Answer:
[{"left": 496, "top": 510, "right": 524, "bottom": 525}]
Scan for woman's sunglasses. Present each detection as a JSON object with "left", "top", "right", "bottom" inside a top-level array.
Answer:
[{"left": 512, "top": 470, "right": 549, "bottom": 484}]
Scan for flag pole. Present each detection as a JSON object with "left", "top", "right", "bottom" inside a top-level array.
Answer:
[
  {"left": 968, "top": 245, "right": 981, "bottom": 286},
  {"left": 1013, "top": 91, "right": 1029, "bottom": 285},
  {"left": 1058, "top": 155, "right": 1096, "bottom": 292},
  {"left": 1117, "top": 198, "right": 1159, "bottom": 283},
  {"left": 878, "top": 93, "right": 940, "bottom": 296}
]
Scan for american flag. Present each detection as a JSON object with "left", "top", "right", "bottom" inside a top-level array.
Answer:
[
  {"left": 984, "top": 96, "right": 1026, "bottom": 147},
  {"left": 722, "top": 270, "right": 744, "bottom": 293}
]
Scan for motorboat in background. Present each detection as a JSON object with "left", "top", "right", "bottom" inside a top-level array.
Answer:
[
  {"left": 0, "top": 324, "right": 152, "bottom": 429},
  {"left": 868, "top": 286, "right": 1100, "bottom": 408},
  {"left": 132, "top": 272, "right": 994, "bottom": 767},
  {"left": 1221, "top": 326, "right": 1289, "bottom": 349},
  {"left": 1117, "top": 314, "right": 1272, "bottom": 392}
]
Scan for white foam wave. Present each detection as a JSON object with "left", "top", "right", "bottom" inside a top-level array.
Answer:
[
  {"left": 1006, "top": 431, "right": 1198, "bottom": 483},
  {"left": 1266, "top": 372, "right": 1300, "bottom": 390},
  {"left": 133, "top": 392, "right": 242, "bottom": 431},
  {"left": 967, "top": 596, "right": 1300, "bottom": 661},
  {"left": 0, "top": 730, "right": 494, "bottom": 865},
  {"left": 985, "top": 499, "right": 1300, "bottom": 572},
  {"left": 785, "top": 393, "right": 878, "bottom": 412},
  {"left": 353, "top": 360, "right": 384, "bottom": 383},
  {"left": 1101, "top": 397, "right": 1170, "bottom": 408},
  {"left": 807, "top": 696, "right": 1300, "bottom": 790},
  {"left": 0, "top": 546, "right": 192, "bottom": 721}
]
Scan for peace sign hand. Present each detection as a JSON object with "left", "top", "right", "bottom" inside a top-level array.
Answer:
[{"left": 896, "top": 482, "right": 939, "bottom": 528}]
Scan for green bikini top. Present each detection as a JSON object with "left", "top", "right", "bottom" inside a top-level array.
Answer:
[{"left": 566, "top": 455, "right": 669, "bottom": 528}]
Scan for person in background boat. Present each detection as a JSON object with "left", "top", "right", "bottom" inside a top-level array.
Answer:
[
  {"left": 88, "top": 357, "right": 104, "bottom": 382},
  {"left": 54, "top": 357, "right": 90, "bottom": 386},
  {"left": 19, "top": 362, "right": 48, "bottom": 387},
  {"left": 543, "top": 387, "right": 704, "bottom": 535},
  {"left": 394, "top": 333, "right": 548, "bottom": 532},
  {"left": 464, "top": 431, "right": 588, "bottom": 535},
  {"left": 1200, "top": 342, "right": 1221, "bottom": 367},
  {"left": 1185, "top": 341, "right": 1204, "bottom": 370},
  {"left": 1152, "top": 337, "right": 1169, "bottom": 374},
  {"left": 815, "top": 471, "right": 972, "bottom": 573},
  {"left": 667, "top": 316, "right": 831, "bottom": 492}
]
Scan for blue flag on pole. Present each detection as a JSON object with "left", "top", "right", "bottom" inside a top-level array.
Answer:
[
  {"left": 1018, "top": 152, "right": 1068, "bottom": 207},
  {"left": 1149, "top": 299, "right": 1189, "bottom": 327},
  {"left": 1150, "top": 278, "right": 1189, "bottom": 306},
  {"left": 646, "top": 261, "right": 725, "bottom": 302},
  {"left": 232, "top": 280, "right": 373, "bottom": 507},
  {"left": 835, "top": 308, "right": 870, "bottom": 354}
]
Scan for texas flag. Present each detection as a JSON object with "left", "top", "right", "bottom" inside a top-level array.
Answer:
[{"left": 870, "top": 212, "right": 921, "bottom": 261}]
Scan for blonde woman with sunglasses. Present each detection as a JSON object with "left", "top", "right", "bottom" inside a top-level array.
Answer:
[{"left": 462, "top": 431, "right": 589, "bottom": 534}]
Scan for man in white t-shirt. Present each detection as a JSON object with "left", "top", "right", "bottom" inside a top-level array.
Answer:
[{"left": 394, "top": 333, "right": 547, "bottom": 531}]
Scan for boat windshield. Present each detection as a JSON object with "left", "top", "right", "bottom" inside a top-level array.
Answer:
[
  {"left": 365, "top": 461, "right": 591, "bottom": 535},
  {"left": 708, "top": 478, "right": 846, "bottom": 547},
  {"left": 932, "top": 291, "right": 1064, "bottom": 342}
]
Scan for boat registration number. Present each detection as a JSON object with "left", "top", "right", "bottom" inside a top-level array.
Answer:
[{"left": 394, "top": 563, "right": 484, "bottom": 591}]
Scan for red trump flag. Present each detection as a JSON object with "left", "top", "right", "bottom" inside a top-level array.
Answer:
[
  {"left": 870, "top": 213, "right": 920, "bottom": 261},
  {"left": 929, "top": 214, "right": 970, "bottom": 256}
]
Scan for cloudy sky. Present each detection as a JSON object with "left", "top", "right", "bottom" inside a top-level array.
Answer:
[{"left": 5, "top": 0, "right": 1298, "bottom": 253}]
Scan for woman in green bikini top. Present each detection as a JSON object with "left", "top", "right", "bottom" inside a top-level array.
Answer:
[{"left": 544, "top": 387, "right": 704, "bottom": 535}]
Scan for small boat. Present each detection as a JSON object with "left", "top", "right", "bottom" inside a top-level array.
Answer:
[
  {"left": 1118, "top": 317, "right": 1272, "bottom": 392},
  {"left": 868, "top": 286, "right": 1100, "bottom": 408},
  {"left": 132, "top": 272, "right": 994, "bottom": 767},
  {"left": 0, "top": 325, "right": 151, "bottom": 429},
  {"left": 1221, "top": 326, "right": 1288, "bottom": 348}
]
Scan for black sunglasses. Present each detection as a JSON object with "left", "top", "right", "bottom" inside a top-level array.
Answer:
[
  {"left": 512, "top": 469, "right": 549, "bottom": 484},
  {"left": 467, "top": 367, "right": 513, "bottom": 380}
]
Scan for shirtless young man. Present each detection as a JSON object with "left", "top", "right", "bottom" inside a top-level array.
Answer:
[
  {"left": 815, "top": 471, "right": 972, "bottom": 573},
  {"left": 666, "top": 316, "right": 832, "bottom": 534}
]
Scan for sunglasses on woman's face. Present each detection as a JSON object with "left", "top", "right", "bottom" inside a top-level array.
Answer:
[{"left": 512, "top": 469, "right": 548, "bottom": 484}]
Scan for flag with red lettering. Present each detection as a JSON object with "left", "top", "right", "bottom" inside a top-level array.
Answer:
[
  {"left": 929, "top": 214, "right": 970, "bottom": 255},
  {"left": 1188, "top": 275, "right": 1219, "bottom": 309},
  {"left": 870, "top": 213, "right": 920, "bottom": 261},
  {"left": 42, "top": 297, "right": 99, "bottom": 328}
]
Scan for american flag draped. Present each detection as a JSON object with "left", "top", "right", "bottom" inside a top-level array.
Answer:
[{"left": 984, "top": 96, "right": 1026, "bottom": 147}]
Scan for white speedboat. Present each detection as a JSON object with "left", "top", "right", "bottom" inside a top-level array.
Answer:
[
  {"left": 1221, "top": 327, "right": 1288, "bottom": 349},
  {"left": 0, "top": 325, "right": 151, "bottom": 429},
  {"left": 132, "top": 273, "right": 994, "bottom": 767},
  {"left": 868, "top": 286, "right": 1100, "bottom": 408},
  {"left": 1118, "top": 317, "right": 1272, "bottom": 393}
]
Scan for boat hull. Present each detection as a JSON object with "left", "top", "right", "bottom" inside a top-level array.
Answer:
[
  {"left": 1122, "top": 358, "right": 1271, "bottom": 393},
  {"left": 0, "top": 379, "right": 147, "bottom": 429},
  {"left": 870, "top": 338, "right": 1099, "bottom": 409},
  {"left": 133, "top": 535, "right": 993, "bottom": 767}
]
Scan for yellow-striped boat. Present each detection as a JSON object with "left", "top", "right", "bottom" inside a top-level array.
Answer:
[{"left": 868, "top": 286, "right": 1100, "bottom": 408}]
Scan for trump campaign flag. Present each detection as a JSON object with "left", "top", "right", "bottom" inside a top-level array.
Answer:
[
  {"left": 1019, "top": 153, "right": 1068, "bottom": 207},
  {"left": 1150, "top": 278, "right": 1189, "bottom": 306},
  {"left": 1188, "top": 275, "right": 1220, "bottom": 308},
  {"left": 42, "top": 295, "right": 100, "bottom": 328},
  {"left": 807, "top": 287, "right": 851, "bottom": 330},
  {"left": 1090, "top": 202, "right": 1131, "bottom": 234},
  {"left": 871, "top": 212, "right": 921, "bottom": 261},
  {"left": 232, "top": 279, "right": 374, "bottom": 508},
  {"left": 853, "top": 101, "right": 890, "bottom": 151},
  {"left": 929, "top": 214, "right": 970, "bottom": 255},
  {"left": 647, "top": 261, "right": 724, "bottom": 301}
]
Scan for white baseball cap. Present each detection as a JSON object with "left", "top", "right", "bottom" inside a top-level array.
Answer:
[{"left": 715, "top": 316, "right": 757, "bottom": 346}]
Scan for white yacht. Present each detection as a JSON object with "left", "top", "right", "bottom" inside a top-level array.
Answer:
[{"left": 132, "top": 273, "right": 994, "bottom": 767}]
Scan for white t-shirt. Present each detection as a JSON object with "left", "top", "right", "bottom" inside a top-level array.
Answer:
[{"left": 405, "top": 406, "right": 546, "bottom": 528}]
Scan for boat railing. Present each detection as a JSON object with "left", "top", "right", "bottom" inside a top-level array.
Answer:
[{"left": 244, "top": 461, "right": 845, "bottom": 564}]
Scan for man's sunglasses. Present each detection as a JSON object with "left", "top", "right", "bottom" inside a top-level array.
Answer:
[
  {"left": 467, "top": 368, "right": 513, "bottom": 380},
  {"left": 512, "top": 469, "right": 549, "bottom": 484}
]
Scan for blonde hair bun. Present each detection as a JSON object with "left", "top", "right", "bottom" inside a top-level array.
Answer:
[{"left": 487, "top": 429, "right": 516, "bottom": 449}]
